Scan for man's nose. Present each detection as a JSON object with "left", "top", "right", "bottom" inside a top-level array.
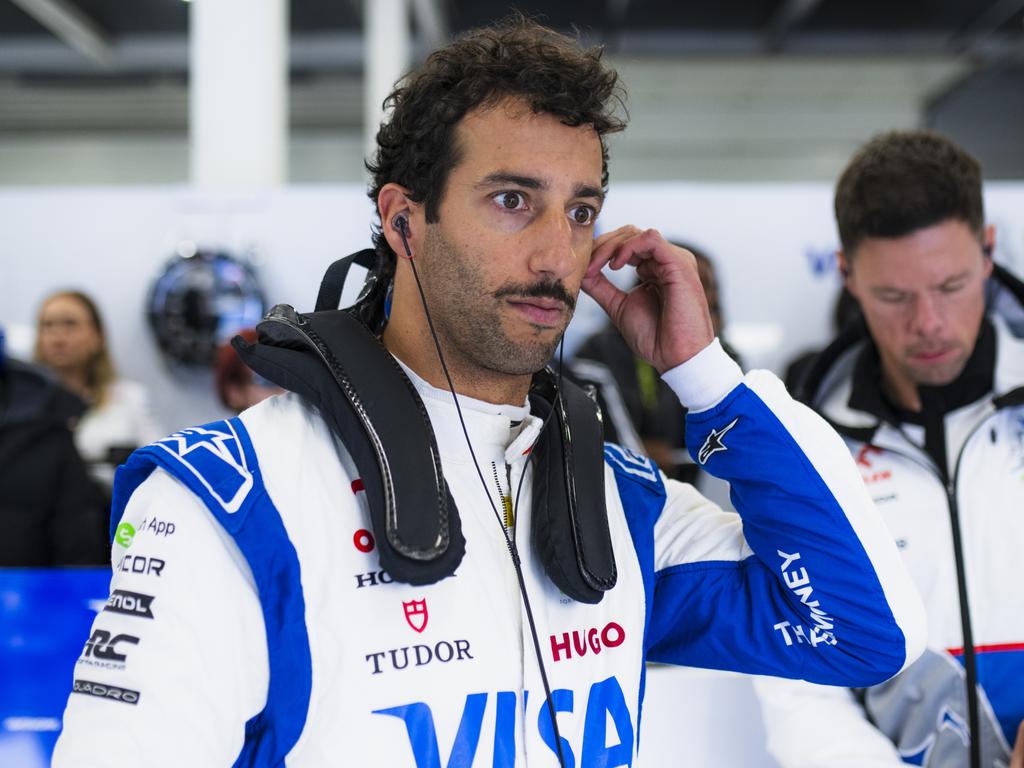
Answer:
[
  {"left": 909, "top": 292, "right": 944, "bottom": 336},
  {"left": 527, "top": 210, "right": 578, "bottom": 281}
]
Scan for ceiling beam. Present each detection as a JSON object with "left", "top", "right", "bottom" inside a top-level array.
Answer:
[
  {"left": 410, "top": 0, "right": 448, "bottom": 52},
  {"left": 765, "top": 0, "right": 825, "bottom": 52},
  {"left": 954, "top": 0, "right": 1024, "bottom": 50},
  {"left": 9, "top": 0, "right": 113, "bottom": 67}
]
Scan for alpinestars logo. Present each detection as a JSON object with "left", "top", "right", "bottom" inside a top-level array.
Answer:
[
  {"left": 403, "top": 599, "right": 428, "bottom": 633},
  {"left": 698, "top": 417, "right": 739, "bottom": 464},
  {"left": 153, "top": 421, "right": 253, "bottom": 514}
]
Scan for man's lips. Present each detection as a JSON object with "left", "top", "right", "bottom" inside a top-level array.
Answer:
[
  {"left": 908, "top": 346, "right": 956, "bottom": 363},
  {"left": 506, "top": 298, "right": 566, "bottom": 326}
]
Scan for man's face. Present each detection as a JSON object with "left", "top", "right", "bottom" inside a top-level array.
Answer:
[
  {"left": 843, "top": 218, "right": 993, "bottom": 400},
  {"left": 416, "top": 98, "right": 604, "bottom": 376}
]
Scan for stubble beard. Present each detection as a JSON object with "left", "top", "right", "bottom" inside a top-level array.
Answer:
[{"left": 421, "top": 226, "right": 570, "bottom": 377}]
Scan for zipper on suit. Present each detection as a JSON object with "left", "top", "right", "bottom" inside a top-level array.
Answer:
[{"left": 490, "top": 461, "right": 514, "bottom": 534}]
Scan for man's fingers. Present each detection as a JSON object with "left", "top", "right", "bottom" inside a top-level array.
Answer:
[
  {"left": 581, "top": 269, "right": 626, "bottom": 319},
  {"left": 588, "top": 226, "right": 642, "bottom": 279}
]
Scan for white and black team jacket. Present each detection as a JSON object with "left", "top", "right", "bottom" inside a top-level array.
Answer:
[
  {"left": 756, "top": 270, "right": 1024, "bottom": 768},
  {"left": 53, "top": 341, "right": 925, "bottom": 767}
]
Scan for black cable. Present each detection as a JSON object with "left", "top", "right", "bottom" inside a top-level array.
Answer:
[
  {"left": 406, "top": 254, "right": 568, "bottom": 768},
  {"left": 946, "top": 484, "right": 981, "bottom": 768}
]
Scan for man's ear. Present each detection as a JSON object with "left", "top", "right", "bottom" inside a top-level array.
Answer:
[
  {"left": 982, "top": 224, "right": 996, "bottom": 258},
  {"left": 837, "top": 250, "right": 859, "bottom": 298},
  {"left": 377, "top": 183, "right": 420, "bottom": 257},
  {"left": 837, "top": 250, "right": 850, "bottom": 280}
]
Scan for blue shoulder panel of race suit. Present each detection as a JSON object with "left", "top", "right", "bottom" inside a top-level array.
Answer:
[
  {"left": 111, "top": 419, "right": 311, "bottom": 768},
  {"left": 641, "top": 383, "right": 906, "bottom": 687}
]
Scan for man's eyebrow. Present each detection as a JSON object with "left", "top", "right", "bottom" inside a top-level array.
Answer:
[
  {"left": 574, "top": 184, "right": 605, "bottom": 203},
  {"left": 477, "top": 172, "right": 544, "bottom": 190},
  {"left": 936, "top": 270, "right": 970, "bottom": 286},
  {"left": 476, "top": 172, "right": 605, "bottom": 203}
]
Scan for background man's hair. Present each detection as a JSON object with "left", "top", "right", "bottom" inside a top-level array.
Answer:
[
  {"left": 834, "top": 130, "right": 984, "bottom": 256},
  {"left": 366, "top": 14, "right": 627, "bottom": 265}
]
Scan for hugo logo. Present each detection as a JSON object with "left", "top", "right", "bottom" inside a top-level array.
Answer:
[{"left": 549, "top": 622, "right": 626, "bottom": 662}]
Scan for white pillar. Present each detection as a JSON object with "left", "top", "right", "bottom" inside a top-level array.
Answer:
[
  {"left": 190, "top": 0, "right": 288, "bottom": 188},
  {"left": 364, "top": 0, "right": 410, "bottom": 167}
]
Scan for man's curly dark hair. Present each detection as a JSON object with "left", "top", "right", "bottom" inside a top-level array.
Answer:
[
  {"left": 366, "top": 14, "right": 627, "bottom": 265},
  {"left": 835, "top": 130, "right": 984, "bottom": 257}
]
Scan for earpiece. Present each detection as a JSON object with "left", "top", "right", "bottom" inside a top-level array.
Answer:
[{"left": 393, "top": 213, "right": 414, "bottom": 260}]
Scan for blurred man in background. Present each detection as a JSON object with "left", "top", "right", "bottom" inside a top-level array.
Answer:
[
  {"left": 213, "top": 329, "right": 283, "bottom": 414},
  {"left": 756, "top": 130, "right": 1024, "bottom": 768}
]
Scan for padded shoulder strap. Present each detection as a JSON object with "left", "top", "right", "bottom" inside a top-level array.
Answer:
[
  {"left": 234, "top": 305, "right": 465, "bottom": 587},
  {"left": 530, "top": 375, "right": 617, "bottom": 604}
]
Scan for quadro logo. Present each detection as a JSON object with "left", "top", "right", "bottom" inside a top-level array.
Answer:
[
  {"left": 153, "top": 421, "right": 253, "bottom": 513},
  {"left": 72, "top": 679, "right": 140, "bottom": 706}
]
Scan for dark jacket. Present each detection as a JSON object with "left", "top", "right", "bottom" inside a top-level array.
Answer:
[{"left": 0, "top": 358, "right": 108, "bottom": 566}]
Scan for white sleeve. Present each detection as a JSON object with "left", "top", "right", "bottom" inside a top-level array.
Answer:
[
  {"left": 753, "top": 676, "right": 905, "bottom": 767},
  {"left": 51, "top": 469, "right": 268, "bottom": 767}
]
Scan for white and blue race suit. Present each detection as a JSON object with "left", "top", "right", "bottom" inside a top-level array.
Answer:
[{"left": 53, "top": 340, "right": 925, "bottom": 767}]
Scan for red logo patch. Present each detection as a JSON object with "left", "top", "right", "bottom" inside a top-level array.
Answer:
[
  {"left": 351, "top": 478, "right": 365, "bottom": 494},
  {"left": 403, "top": 599, "right": 428, "bottom": 633},
  {"left": 855, "top": 445, "right": 883, "bottom": 468},
  {"left": 353, "top": 529, "right": 375, "bottom": 553}
]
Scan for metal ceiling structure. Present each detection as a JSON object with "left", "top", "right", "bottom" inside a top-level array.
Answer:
[{"left": 0, "top": 0, "right": 1021, "bottom": 180}]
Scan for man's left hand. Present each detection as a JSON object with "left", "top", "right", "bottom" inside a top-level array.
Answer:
[
  {"left": 1011, "top": 720, "right": 1024, "bottom": 768},
  {"left": 582, "top": 226, "right": 715, "bottom": 373}
]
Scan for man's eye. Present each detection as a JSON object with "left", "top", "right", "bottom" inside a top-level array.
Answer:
[
  {"left": 570, "top": 205, "right": 596, "bottom": 225},
  {"left": 940, "top": 282, "right": 965, "bottom": 294},
  {"left": 494, "top": 191, "right": 525, "bottom": 210},
  {"left": 877, "top": 292, "right": 909, "bottom": 304}
]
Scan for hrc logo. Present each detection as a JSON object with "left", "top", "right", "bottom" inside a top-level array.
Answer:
[{"left": 153, "top": 422, "right": 254, "bottom": 514}]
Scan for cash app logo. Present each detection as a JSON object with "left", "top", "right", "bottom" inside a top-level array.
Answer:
[{"left": 114, "top": 522, "right": 136, "bottom": 548}]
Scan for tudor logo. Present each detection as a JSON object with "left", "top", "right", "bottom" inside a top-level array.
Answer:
[
  {"left": 403, "top": 599, "right": 428, "bottom": 633},
  {"left": 698, "top": 417, "right": 739, "bottom": 465}
]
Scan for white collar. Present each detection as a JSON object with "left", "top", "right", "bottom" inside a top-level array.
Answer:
[{"left": 393, "top": 356, "right": 544, "bottom": 466}]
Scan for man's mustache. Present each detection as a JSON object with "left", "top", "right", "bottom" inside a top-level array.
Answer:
[{"left": 495, "top": 281, "right": 577, "bottom": 311}]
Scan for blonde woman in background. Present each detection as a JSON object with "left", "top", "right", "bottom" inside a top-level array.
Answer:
[{"left": 35, "top": 290, "right": 162, "bottom": 491}]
